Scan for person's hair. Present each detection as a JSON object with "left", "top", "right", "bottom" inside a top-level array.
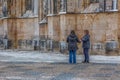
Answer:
[
  {"left": 71, "top": 30, "right": 75, "bottom": 35},
  {"left": 84, "top": 30, "right": 89, "bottom": 35}
]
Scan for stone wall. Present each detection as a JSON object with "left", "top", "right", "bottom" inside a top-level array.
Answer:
[
  {"left": 39, "top": 23, "right": 48, "bottom": 39},
  {"left": 6, "top": 18, "right": 38, "bottom": 49},
  {"left": 0, "top": 0, "right": 120, "bottom": 55},
  {"left": 48, "top": 15, "right": 60, "bottom": 41},
  {"left": 0, "top": 19, "right": 5, "bottom": 36},
  {"left": 50, "top": 12, "right": 119, "bottom": 55}
]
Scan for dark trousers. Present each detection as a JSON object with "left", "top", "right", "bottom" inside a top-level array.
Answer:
[
  {"left": 69, "top": 50, "right": 76, "bottom": 64},
  {"left": 83, "top": 48, "right": 89, "bottom": 62}
]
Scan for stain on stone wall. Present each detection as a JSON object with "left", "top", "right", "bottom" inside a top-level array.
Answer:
[{"left": 0, "top": 0, "right": 120, "bottom": 55}]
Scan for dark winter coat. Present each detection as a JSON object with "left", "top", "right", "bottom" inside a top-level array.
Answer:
[
  {"left": 81, "top": 34, "right": 90, "bottom": 49},
  {"left": 4, "top": 35, "right": 8, "bottom": 39},
  {"left": 67, "top": 34, "right": 80, "bottom": 51}
]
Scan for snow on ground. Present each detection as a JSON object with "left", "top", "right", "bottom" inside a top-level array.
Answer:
[{"left": 0, "top": 50, "right": 120, "bottom": 64}]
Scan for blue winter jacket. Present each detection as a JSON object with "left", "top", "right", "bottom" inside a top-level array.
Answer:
[{"left": 81, "top": 34, "right": 90, "bottom": 49}]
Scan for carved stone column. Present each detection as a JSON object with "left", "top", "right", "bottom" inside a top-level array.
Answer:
[
  {"left": 113, "top": 0, "right": 118, "bottom": 11},
  {"left": 43, "top": 0, "right": 48, "bottom": 17},
  {"left": 21, "top": 0, "right": 26, "bottom": 15},
  {"left": 2, "top": 1, "right": 7, "bottom": 17},
  {"left": 60, "top": 0, "right": 66, "bottom": 12},
  {"left": 34, "top": 0, "right": 38, "bottom": 15}
]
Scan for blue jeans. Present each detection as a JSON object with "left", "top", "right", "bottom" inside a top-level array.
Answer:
[
  {"left": 69, "top": 50, "right": 76, "bottom": 64},
  {"left": 83, "top": 48, "right": 89, "bottom": 62}
]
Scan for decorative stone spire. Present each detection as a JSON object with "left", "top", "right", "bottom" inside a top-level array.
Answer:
[{"left": 60, "top": 0, "right": 66, "bottom": 12}]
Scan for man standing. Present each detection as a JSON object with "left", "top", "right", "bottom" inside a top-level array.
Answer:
[
  {"left": 81, "top": 30, "right": 90, "bottom": 63},
  {"left": 67, "top": 30, "right": 80, "bottom": 64}
]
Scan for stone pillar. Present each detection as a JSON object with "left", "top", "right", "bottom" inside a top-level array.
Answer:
[
  {"left": 34, "top": 0, "right": 38, "bottom": 16},
  {"left": 99, "top": 0, "right": 105, "bottom": 12},
  {"left": 2, "top": 1, "right": 7, "bottom": 17},
  {"left": 118, "top": 0, "right": 120, "bottom": 11},
  {"left": 0, "top": 1, "right": 2, "bottom": 16},
  {"left": 21, "top": 0, "right": 26, "bottom": 15},
  {"left": 83, "top": 0, "right": 90, "bottom": 9},
  {"left": 39, "top": 0, "right": 43, "bottom": 21},
  {"left": 113, "top": 0, "right": 118, "bottom": 11},
  {"left": 33, "top": 18, "right": 39, "bottom": 50},
  {"left": 3, "top": 18, "right": 8, "bottom": 33},
  {"left": 105, "top": 13, "right": 119, "bottom": 55},
  {"left": 67, "top": 0, "right": 76, "bottom": 13},
  {"left": 48, "top": 0, "right": 52, "bottom": 14},
  {"left": 43, "top": 0, "right": 48, "bottom": 17},
  {"left": 47, "top": 15, "right": 60, "bottom": 51},
  {"left": 16, "top": 0, "right": 22, "bottom": 17},
  {"left": 60, "top": 15, "right": 66, "bottom": 41},
  {"left": 48, "top": 16, "right": 53, "bottom": 39},
  {"left": 59, "top": 14, "right": 77, "bottom": 53},
  {"left": 76, "top": 0, "right": 84, "bottom": 13},
  {"left": 60, "top": 0, "right": 66, "bottom": 12}
]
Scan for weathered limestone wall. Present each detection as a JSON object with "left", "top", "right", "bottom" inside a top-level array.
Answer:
[
  {"left": 39, "top": 24, "right": 48, "bottom": 39},
  {"left": 17, "top": 18, "right": 37, "bottom": 40},
  {"left": 77, "top": 13, "right": 118, "bottom": 41},
  {"left": 59, "top": 14, "right": 77, "bottom": 41},
  {"left": 39, "top": 0, "right": 43, "bottom": 21},
  {"left": 118, "top": 0, "right": 120, "bottom": 11},
  {"left": 7, "top": 0, "right": 26, "bottom": 17},
  {"left": 118, "top": 12, "right": 120, "bottom": 50},
  {"left": 0, "top": 0, "right": 120, "bottom": 54},
  {"left": 57, "top": 12, "right": 119, "bottom": 55},
  {"left": 59, "top": 15, "right": 66, "bottom": 41},
  {"left": 7, "top": 18, "right": 38, "bottom": 49},
  {"left": 0, "top": 19, "right": 5, "bottom": 36},
  {"left": 77, "top": 13, "right": 118, "bottom": 55},
  {"left": 48, "top": 15, "right": 60, "bottom": 41},
  {"left": 67, "top": 0, "right": 90, "bottom": 13},
  {"left": 0, "top": 0, "right": 40, "bottom": 49},
  {"left": 0, "top": 19, "right": 8, "bottom": 37}
]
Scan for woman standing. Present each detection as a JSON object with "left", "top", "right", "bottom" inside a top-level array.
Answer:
[
  {"left": 67, "top": 30, "right": 80, "bottom": 64},
  {"left": 81, "top": 30, "right": 90, "bottom": 63}
]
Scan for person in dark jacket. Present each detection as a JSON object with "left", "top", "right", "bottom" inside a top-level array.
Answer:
[
  {"left": 81, "top": 30, "right": 90, "bottom": 63},
  {"left": 67, "top": 30, "right": 80, "bottom": 64}
]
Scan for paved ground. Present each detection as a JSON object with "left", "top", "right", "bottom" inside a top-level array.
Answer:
[
  {"left": 0, "top": 50, "right": 120, "bottom": 80},
  {"left": 0, "top": 62, "right": 120, "bottom": 80},
  {"left": 0, "top": 50, "right": 120, "bottom": 63}
]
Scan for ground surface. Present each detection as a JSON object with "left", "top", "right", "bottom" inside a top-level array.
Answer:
[{"left": 0, "top": 50, "right": 120, "bottom": 80}]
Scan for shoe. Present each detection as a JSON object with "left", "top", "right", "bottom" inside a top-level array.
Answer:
[
  {"left": 86, "top": 61, "right": 90, "bottom": 63},
  {"left": 82, "top": 61, "right": 86, "bottom": 63}
]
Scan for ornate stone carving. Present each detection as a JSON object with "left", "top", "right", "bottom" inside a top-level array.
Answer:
[
  {"left": 43, "top": 0, "right": 48, "bottom": 16},
  {"left": 60, "top": 0, "right": 66, "bottom": 12}
]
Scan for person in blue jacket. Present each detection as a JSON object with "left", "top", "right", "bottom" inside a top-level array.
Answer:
[
  {"left": 67, "top": 30, "right": 80, "bottom": 64},
  {"left": 81, "top": 30, "right": 90, "bottom": 63}
]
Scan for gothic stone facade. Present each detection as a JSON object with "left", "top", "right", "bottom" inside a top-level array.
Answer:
[
  {"left": 0, "top": 0, "right": 39, "bottom": 50},
  {"left": 0, "top": 0, "right": 120, "bottom": 55},
  {"left": 40, "top": 0, "right": 120, "bottom": 55}
]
